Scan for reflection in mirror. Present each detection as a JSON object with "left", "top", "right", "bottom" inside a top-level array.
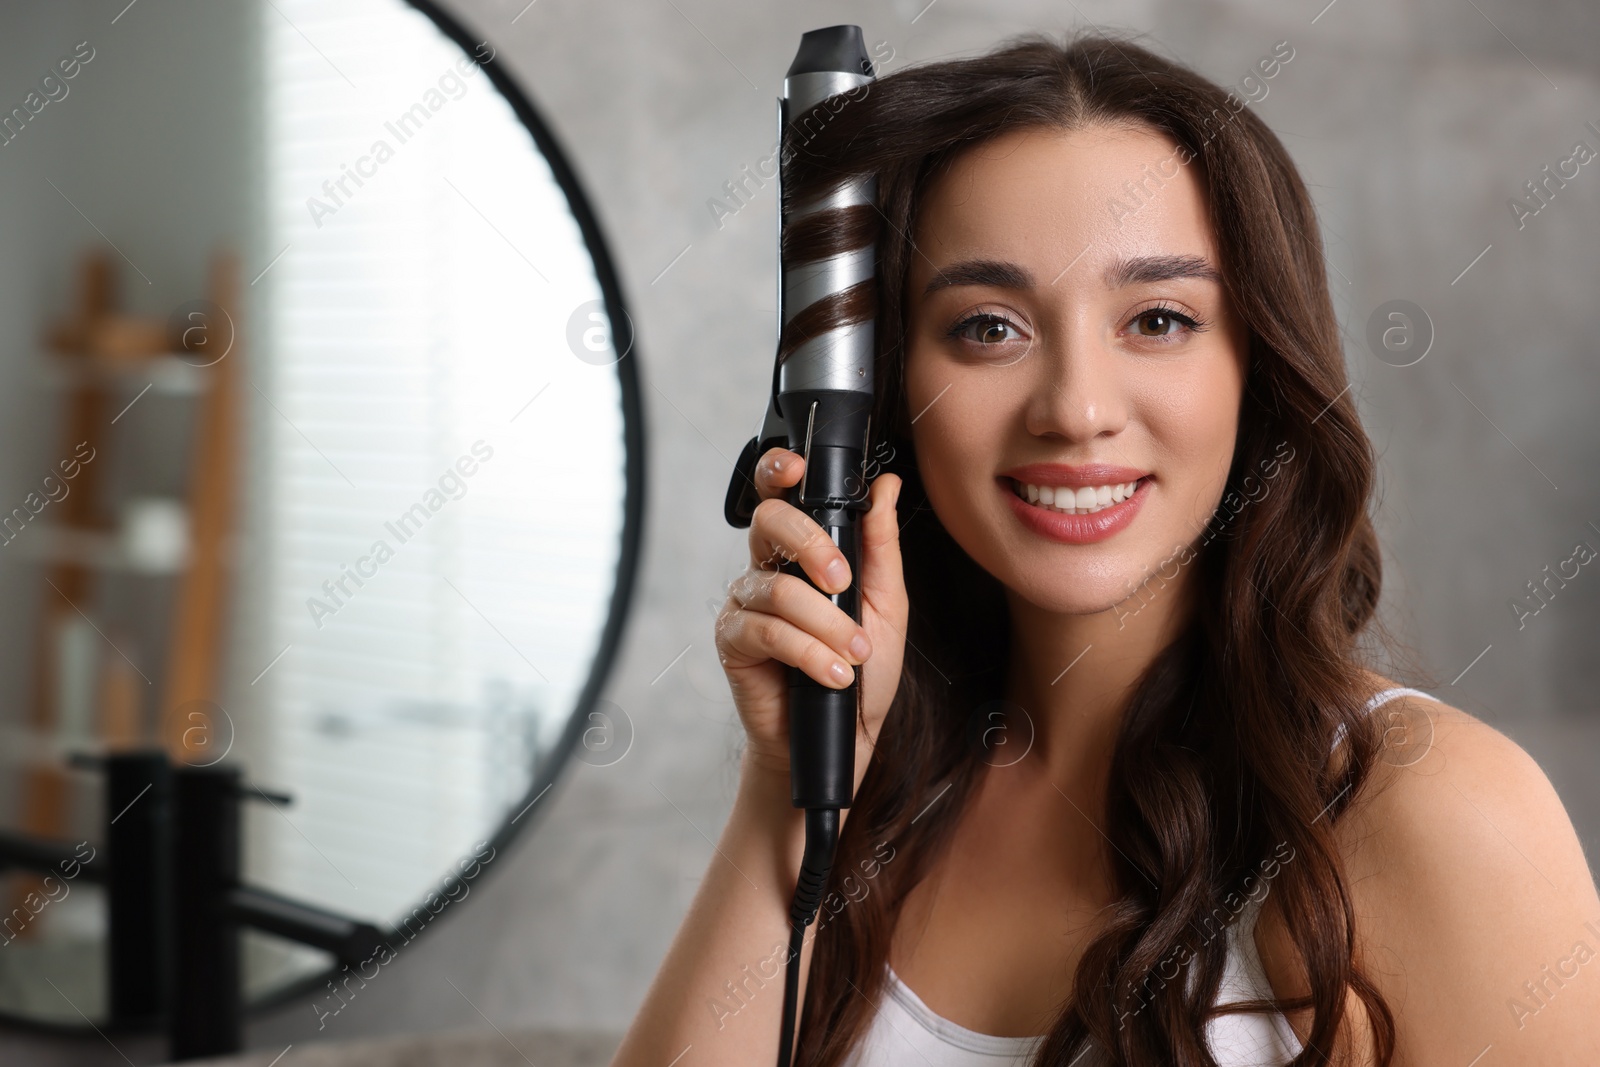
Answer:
[{"left": 0, "top": 0, "right": 639, "bottom": 1033}]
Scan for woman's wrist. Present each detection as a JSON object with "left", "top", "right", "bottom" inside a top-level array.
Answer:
[
  {"left": 731, "top": 752, "right": 805, "bottom": 886},
  {"left": 736, "top": 747, "right": 865, "bottom": 818},
  {"left": 736, "top": 751, "right": 864, "bottom": 857},
  {"left": 733, "top": 749, "right": 860, "bottom": 876}
]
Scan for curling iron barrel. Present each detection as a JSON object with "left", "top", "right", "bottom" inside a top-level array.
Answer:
[{"left": 725, "top": 25, "right": 879, "bottom": 525}]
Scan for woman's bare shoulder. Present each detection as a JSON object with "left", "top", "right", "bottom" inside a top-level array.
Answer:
[
  {"left": 1337, "top": 676, "right": 1584, "bottom": 882},
  {"left": 1285, "top": 674, "right": 1600, "bottom": 1063}
]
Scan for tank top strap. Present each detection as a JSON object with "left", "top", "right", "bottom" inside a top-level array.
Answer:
[
  {"left": 1330, "top": 685, "right": 1439, "bottom": 753},
  {"left": 1361, "top": 686, "right": 1439, "bottom": 715}
]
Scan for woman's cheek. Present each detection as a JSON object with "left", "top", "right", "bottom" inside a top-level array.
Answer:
[
  {"left": 909, "top": 384, "right": 979, "bottom": 498},
  {"left": 912, "top": 417, "right": 965, "bottom": 520},
  {"left": 1141, "top": 373, "right": 1240, "bottom": 485},
  {"left": 1132, "top": 402, "right": 1237, "bottom": 540},
  {"left": 911, "top": 397, "right": 1005, "bottom": 559}
]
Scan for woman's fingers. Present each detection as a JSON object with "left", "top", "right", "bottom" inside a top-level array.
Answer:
[
  {"left": 749, "top": 495, "right": 850, "bottom": 587},
  {"left": 718, "top": 599, "right": 861, "bottom": 690},
  {"left": 750, "top": 447, "right": 848, "bottom": 589},
  {"left": 755, "top": 446, "right": 803, "bottom": 501},
  {"left": 728, "top": 568, "right": 871, "bottom": 665},
  {"left": 858, "top": 472, "right": 905, "bottom": 609}
]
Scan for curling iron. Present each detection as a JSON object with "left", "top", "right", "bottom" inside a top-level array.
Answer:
[{"left": 721, "top": 24, "right": 878, "bottom": 1067}]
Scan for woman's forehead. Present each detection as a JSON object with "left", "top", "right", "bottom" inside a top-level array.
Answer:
[{"left": 909, "top": 123, "right": 1218, "bottom": 288}]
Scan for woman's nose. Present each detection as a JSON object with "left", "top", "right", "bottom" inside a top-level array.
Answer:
[{"left": 1023, "top": 332, "right": 1130, "bottom": 442}]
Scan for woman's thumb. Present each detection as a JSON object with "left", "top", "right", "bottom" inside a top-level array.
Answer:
[{"left": 860, "top": 473, "right": 905, "bottom": 599}]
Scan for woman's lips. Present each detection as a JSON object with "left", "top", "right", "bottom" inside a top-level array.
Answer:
[{"left": 999, "top": 475, "right": 1150, "bottom": 544}]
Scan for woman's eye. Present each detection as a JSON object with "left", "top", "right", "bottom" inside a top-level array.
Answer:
[
  {"left": 1129, "top": 307, "right": 1203, "bottom": 340},
  {"left": 948, "top": 314, "right": 1023, "bottom": 345}
]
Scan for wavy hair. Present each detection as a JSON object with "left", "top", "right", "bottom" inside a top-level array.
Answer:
[{"left": 777, "top": 29, "right": 1417, "bottom": 1067}]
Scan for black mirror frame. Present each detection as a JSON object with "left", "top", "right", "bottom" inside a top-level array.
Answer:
[
  {"left": 239, "top": 0, "right": 648, "bottom": 1018},
  {"left": 0, "top": 0, "right": 645, "bottom": 1037}
]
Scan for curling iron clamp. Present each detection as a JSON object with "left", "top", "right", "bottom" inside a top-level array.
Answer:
[{"left": 721, "top": 24, "right": 879, "bottom": 1067}]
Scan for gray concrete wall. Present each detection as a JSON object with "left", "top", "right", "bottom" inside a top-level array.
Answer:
[{"left": 3, "top": 0, "right": 1598, "bottom": 1062}]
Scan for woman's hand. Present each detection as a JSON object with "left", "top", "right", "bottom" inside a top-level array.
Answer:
[{"left": 715, "top": 447, "right": 908, "bottom": 799}]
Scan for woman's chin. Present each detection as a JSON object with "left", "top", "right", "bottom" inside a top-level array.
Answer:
[{"left": 998, "top": 574, "right": 1144, "bottom": 619}]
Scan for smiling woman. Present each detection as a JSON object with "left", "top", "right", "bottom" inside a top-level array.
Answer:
[
  {"left": 610, "top": 26, "right": 1600, "bottom": 1067},
  {"left": 905, "top": 123, "right": 1251, "bottom": 606}
]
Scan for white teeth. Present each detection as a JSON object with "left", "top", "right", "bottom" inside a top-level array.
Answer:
[{"left": 1013, "top": 478, "right": 1141, "bottom": 515}]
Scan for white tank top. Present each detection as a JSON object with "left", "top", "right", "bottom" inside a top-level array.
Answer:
[{"left": 837, "top": 687, "right": 1439, "bottom": 1067}]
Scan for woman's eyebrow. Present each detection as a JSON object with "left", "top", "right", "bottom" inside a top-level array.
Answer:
[
  {"left": 921, "top": 253, "right": 1221, "bottom": 297},
  {"left": 1102, "top": 252, "right": 1221, "bottom": 288},
  {"left": 922, "top": 258, "right": 1031, "bottom": 296}
]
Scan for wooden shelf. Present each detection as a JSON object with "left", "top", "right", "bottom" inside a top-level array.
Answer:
[
  {"left": 33, "top": 353, "right": 211, "bottom": 395},
  {"left": 13, "top": 523, "right": 189, "bottom": 575}
]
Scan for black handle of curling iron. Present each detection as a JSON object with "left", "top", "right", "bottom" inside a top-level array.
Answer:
[
  {"left": 730, "top": 404, "right": 871, "bottom": 810},
  {"left": 783, "top": 490, "right": 863, "bottom": 809},
  {"left": 728, "top": 417, "right": 868, "bottom": 810}
]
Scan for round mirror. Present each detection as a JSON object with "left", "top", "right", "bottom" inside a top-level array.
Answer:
[{"left": 0, "top": 0, "right": 642, "bottom": 1031}]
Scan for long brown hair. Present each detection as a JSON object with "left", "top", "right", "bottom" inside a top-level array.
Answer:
[{"left": 777, "top": 28, "right": 1416, "bottom": 1067}]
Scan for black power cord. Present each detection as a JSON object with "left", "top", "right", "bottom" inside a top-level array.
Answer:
[{"left": 777, "top": 807, "right": 839, "bottom": 1067}]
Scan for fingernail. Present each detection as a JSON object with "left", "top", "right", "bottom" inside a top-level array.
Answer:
[
  {"left": 826, "top": 558, "right": 848, "bottom": 588},
  {"left": 849, "top": 633, "right": 871, "bottom": 659},
  {"left": 830, "top": 661, "right": 853, "bottom": 685}
]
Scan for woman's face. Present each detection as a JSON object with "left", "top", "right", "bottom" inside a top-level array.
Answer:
[{"left": 904, "top": 122, "right": 1250, "bottom": 617}]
